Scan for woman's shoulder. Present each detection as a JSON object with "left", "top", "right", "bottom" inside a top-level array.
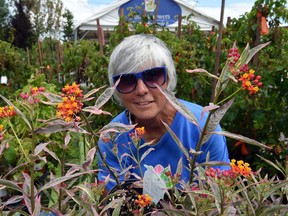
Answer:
[{"left": 111, "top": 110, "right": 129, "bottom": 123}]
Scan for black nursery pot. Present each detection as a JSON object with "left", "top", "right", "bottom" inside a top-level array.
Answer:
[{"left": 106, "top": 179, "right": 157, "bottom": 216}]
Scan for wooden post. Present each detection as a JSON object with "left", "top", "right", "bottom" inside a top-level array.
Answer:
[
  {"left": 96, "top": 19, "right": 104, "bottom": 56},
  {"left": 253, "top": 4, "right": 262, "bottom": 66},
  {"left": 57, "top": 42, "right": 63, "bottom": 84},
  {"left": 153, "top": 0, "right": 160, "bottom": 24},
  {"left": 119, "top": 8, "right": 124, "bottom": 34},
  {"left": 152, "top": 0, "right": 160, "bottom": 33},
  {"left": 177, "top": 15, "right": 182, "bottom": 39},
  {"left": 211, "top": 0, "right": 225, "bottom": 101},
  {"left": 37, "top": 40, "right": 43, "bottom": 73}
]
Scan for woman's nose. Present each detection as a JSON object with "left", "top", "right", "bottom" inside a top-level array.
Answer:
[{"left": 135, "top": 79, "right": 149, "bottom": 95}]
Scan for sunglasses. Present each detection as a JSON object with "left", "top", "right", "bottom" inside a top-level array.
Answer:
[{"left": 112, "top": 66, "right": 167, "bottom": 94}]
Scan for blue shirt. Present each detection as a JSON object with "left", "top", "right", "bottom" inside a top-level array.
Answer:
[{"left": 98, "top": 99, "right": 230, "bottom": 190}]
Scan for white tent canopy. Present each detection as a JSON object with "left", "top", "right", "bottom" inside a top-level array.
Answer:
[{"left": 74, "top": 0, "right": 219, "bottom": 40}]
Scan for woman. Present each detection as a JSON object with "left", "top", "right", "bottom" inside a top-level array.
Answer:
[{"left": 98, "top": 34, "right": 230, "bottom": 191}]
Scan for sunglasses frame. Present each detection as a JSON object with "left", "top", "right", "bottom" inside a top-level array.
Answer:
[{"left": 112, "top": 66, "right": 167, "bottom": 94}]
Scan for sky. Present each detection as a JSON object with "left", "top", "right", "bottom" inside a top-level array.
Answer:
[{"left": 62, "top": 0, "right": 256, "bottom": 26}]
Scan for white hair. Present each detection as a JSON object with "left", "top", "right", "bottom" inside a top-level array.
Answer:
[{"left": 108, "top": 34, "right": 177, "bottom": 104}]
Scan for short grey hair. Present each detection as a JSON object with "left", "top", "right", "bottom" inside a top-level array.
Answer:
[{"left": 108, "top": 34, "right": 177, "bottom": 104}]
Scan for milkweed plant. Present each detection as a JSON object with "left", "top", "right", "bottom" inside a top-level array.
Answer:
[{"left": 0, "top": 41, "right": 287, "bottom": 216}]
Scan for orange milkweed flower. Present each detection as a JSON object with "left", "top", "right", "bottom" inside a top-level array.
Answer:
[{"left": 134, "top": 194, "right": 152, "bottom": 207}]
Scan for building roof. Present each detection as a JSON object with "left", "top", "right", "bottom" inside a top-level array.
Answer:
[{"left": 74, "top": 0, "right": 219, "bottom": 39}]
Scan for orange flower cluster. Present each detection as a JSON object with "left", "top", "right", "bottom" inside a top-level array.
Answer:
[
  {"left": 134, "top": 194, "right": 152, "bottom": 207},
  {"left": 0, "top": 106, "right": 16, "bottom": 118},
  {"left": 135, "top": 127, "right": 145, "bottom": 136},
  {"left": 238, "top": 69, "right": 262, "bottom": 94},
  {"left": 128, "top": 127, "right": 145, "bottom": 145},
  {"left": 57, "top": 83, "right": 84, "bottom": 122},
  {"left": 230, "top": 159, "right": 252, "bottom": 177},
  {"left": 227, "top": 46, "right": 263, "bottom": 94},
  {"left": 205, "top": 159, "right": 252, "bottom": 185}
]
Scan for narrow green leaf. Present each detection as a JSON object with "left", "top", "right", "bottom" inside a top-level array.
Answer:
[
  {"left": 39, "top": 170, "right": 97, "bottom": 193},
  {"left": 0, "top": 179, "right": 23, "bottom": 193},
  {"left": 140, "top": 148, "right": 155, "bottom": 162},
  {"left": 157, "top": 87, "right": 199, "bottom": 127},
  {"left": 40, "top": 92, "right": 63, "bottom": 103},
  {"left": 94, "top": 84, "right": 116, "bottom": 109},
  {"left": 74, "top": 184, "right": 96, "bottom": 202},
  {"left": 186, "top": 68, "right": 220, "bottom": 80},
  {"left": 162, "top": 121, "right": 189, "bottom": 159},
  {"left": 201, "top": 99, "right": 234, "bottom": 145},
  {"left": 83, "top": 85, "right": 106, "bottom": 100},
  {"left": 213, "top": 131, "right": 270, "bottom": 149},
  {"left": 244, "top": 41, "right": 271, "bottom": 64},
  {"left": 98, "top": 122, "right": 136, "bottom": 134},
  {"left": 0, "top": 94, "right": 32, "bottom": 130},
  {"left": 257, "top": 155, "right": 285, "bottom": 176},
  {"left": 259, "top": 205, "right": 288, "bottom": 216}
]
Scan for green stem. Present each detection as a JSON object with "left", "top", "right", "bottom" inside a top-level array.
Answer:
[
  {"left": 59, "top": 143, "right": 65, "bottom": 213},
  {"left": 30, "top": 125, "right": 36, "bottom": 214},
  {"left": 189, "top": 81, "right": 224, "bottom": 184},
  {"left": 189, "top": 111, "right": 213, "bottom": 184},
  {"left": 7, "top": 119, "right": 29, "bottom": 161},
  {"left": 136, "top": 144, "right": 143, "bottom": 178},
  {"left": 80, "top": 113, "right": 121, "bottom": 187},
  {"left": 216, "top": 88, "right": 242, "bottom": 105}
]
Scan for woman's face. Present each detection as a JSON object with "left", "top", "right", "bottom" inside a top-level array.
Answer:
[{"left": 118, "top": 71, "right": 170, "bottom": 122}]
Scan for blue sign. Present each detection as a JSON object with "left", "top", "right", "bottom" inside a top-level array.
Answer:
[{"left": 119, "top": 0, "right": 182, "bottom": 26}]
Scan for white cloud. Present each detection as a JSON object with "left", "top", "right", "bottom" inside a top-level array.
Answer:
[
  {"left": 198, "top": 3, "right": 254, "bottom": 24},
  {"left": 62, "top": 0, "right": 107, "bottom": 26}
]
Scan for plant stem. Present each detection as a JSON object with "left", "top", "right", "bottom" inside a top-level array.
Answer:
[
  {"left": 189, "top": 81, "right": 224, "bottom": 184},
  {"left": 7, "top": 119, "right": 29, "bottom": 162},
  {"left": 80, "top": 113, "right": 121, "bottom": 187},
  {"left": 30, "top": 124, "right": 36, "bottom": 214},
  {"left": 59, "top": 145, "right": 65, "bottom": 213},
  {"left": 216, "top": 87, "right": 242, "bottom": 105},
  {"left": 189, "top": 111, "right": 213, "bottom": 184}
]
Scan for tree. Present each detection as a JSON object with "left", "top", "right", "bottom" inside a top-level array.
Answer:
[
  {"left": 0, "top": 0, "right": 10, "bottom": 41},
  {"left": 26, "top": 0, "right": 64, "bottom": 39},
  {"left": 62, "top": 9, "right": 75, "bottom": 42},
  {"left": 11, "top": 0, "right": 35, "bottom": 49}
]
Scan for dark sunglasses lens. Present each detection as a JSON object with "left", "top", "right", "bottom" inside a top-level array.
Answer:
[
  {"left": 142, "top": 68, "right": 166, "bottom": 87},
  {"left": 117, "top": 74, "right": 137, "bottom": 93}
]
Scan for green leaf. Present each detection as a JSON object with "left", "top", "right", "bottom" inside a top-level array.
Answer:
[
  {"left": 140, "top": 148, "right": 155, "bottom": 162},
  {"left": 0, "top": 94, "right": 32, "bottom": 130},
  {"left": 186, "top": 68, "right": 220, "bottom": 80},
  {"left": 38, "top": 170, "right": 97, "bottom": 193},
  {"left": 94, "top": 85, "right": 116, "bottom": 109},
  {"left": 244, "top": 41, "right": 271, "bottom": 64},
  {"left": 157, "top": 87, "right": 199, "bottom": 127},
  {"left": 73, "top": 184, "right": 96, "bottom": 202},
  {"left": 98, "top": 122, "right": 136, "bottom": 134},
  {"left": 257, "top": 155, "right": 285, "bottom": 176},
  {"left": 40, "top": 92, "right": 63, "bottom": 104},
  {"left": 162, "top": 121, "right": 189, "bottom": 159},
  {"left": 83, "top": 85, "right": 106, "bottom": 100},
  {"left": 201, "top": 99, "right": 234, "bottom": 145},
  {"left": 259, "top": 205, "right": 288, "bottom": 216},
  {"left": 0, "top": 179, "right": 23, "bottom": 193},
  {"left": 213, "top": 131, "right": 270, "bottom": 149}
]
